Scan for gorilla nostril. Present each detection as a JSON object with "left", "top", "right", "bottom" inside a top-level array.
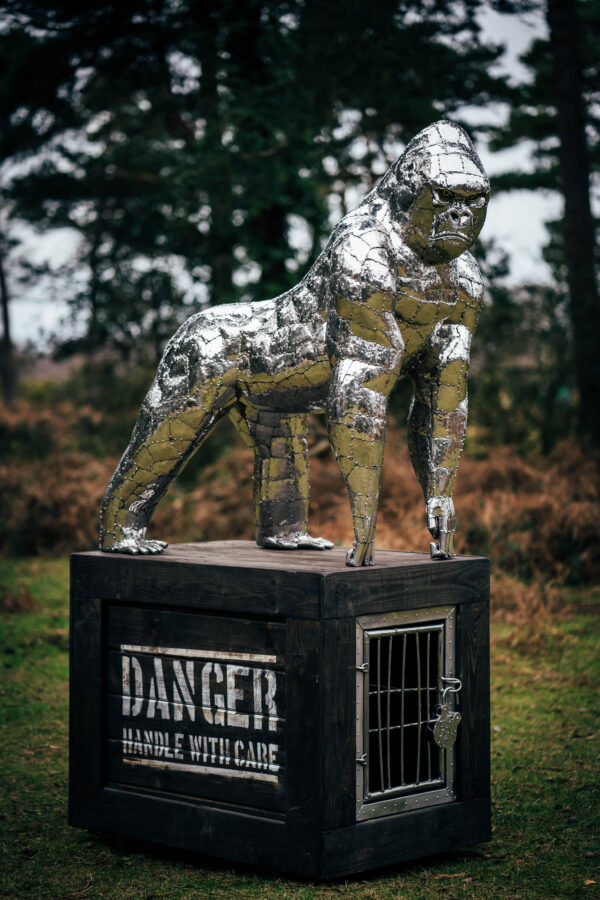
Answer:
[{"left": 449, "top": 211, "right": 460, "bottom": 226}]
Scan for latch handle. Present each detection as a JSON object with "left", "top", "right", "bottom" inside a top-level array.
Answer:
[{"left": 441, "top": 676, "right": 462, "bottom": 706}]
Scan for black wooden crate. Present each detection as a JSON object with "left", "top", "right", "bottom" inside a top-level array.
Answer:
[{"left": 69, "top": 541, "right": 490, "bottom": 879}]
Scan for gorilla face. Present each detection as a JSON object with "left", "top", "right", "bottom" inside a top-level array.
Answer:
[{"left": 403, "top": 182, "right": 489, "bottom": 264}]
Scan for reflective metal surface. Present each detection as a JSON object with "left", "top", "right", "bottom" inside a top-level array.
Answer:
[{"left": 100, "top": 120, "right": 489, "bottom": 565}]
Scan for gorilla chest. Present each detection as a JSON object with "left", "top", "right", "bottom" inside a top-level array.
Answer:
[{"left": 395, "top": 266, "right": 458, "bottom": 358}]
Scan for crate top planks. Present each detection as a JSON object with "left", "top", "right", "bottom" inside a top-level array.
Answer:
[
  {"left": 72, "top": 540, "right": 489, "bottom": 619},
  {"left": 70, "top": 541, "right": 490, "bottom": 879}
]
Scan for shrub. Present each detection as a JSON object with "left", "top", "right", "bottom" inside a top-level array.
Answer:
[{"left": 1, "top": 399, "right": 597, "bottom": 621}]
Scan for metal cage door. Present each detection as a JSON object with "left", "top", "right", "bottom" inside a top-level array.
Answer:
[{"left": 355, "top": 605, "right": 460, "bottom": 821}]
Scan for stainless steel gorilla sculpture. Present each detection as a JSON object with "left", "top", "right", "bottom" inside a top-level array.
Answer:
[{"left": 100, "top": 120, "right": 489, "bottom": 566}]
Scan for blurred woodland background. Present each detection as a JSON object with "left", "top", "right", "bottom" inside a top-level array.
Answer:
[{"left": 0, "top": 0, "right": 598, "bottom": 613}]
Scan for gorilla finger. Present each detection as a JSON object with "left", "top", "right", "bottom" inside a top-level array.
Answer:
[
  {"left": 354, "top": 543, "right": 370, "bottom": 566},
  {"left": 430, "top": 541, "right": 446, "bottom": 559},
  {"left": 265, "top": 537, "right": 297, "bottom": 550},
  {"left": 439, "top": 530, "right": 455, "bottom": 557},
  {"left": 316, "top": 538, "right": 334, "bottom": 549},
  {"left": 428, "top": 515, "right": 440, "bottom": 539},
  {"left": 346, "top": 544, "right": 360, "bottom": 566}
]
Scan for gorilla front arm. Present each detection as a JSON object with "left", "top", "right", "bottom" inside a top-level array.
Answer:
[
  {"left": 407, "top": 319, "right": 477, "bottom": 558},
  {"left": 327, "top": 352, "right": 400, "bottom": 567},
  {"left": 326, "top": 240, "right": 404, "bottom": 566}
]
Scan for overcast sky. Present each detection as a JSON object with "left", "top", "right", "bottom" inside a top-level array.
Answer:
[{"left": 7, "top": 5, "right": 559, "bottom": 349}]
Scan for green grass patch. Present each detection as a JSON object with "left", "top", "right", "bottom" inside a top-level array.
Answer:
[{"left": 1, "top": 559, "right": 598, "bottom": 899}]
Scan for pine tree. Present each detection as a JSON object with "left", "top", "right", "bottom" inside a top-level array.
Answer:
[
  {"left": 0, "top": 0, "right": 512, "bottom": 366},
  {"left": 489, "top": 0, "right": 599, "bottom": 446}
]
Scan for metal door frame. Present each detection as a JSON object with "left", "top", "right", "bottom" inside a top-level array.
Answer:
[{"left": 355, "top": 605, "right": 457, "bottom": 821}]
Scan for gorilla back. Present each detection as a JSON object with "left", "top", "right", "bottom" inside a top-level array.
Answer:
[{"left": 100, "top": 120, "right": 489, "bottom": 566}]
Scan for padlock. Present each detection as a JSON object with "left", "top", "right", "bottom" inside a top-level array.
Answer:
[
  {"left": 432, "top": 704, "right": 462, "bottom": 749},
  {"left": 430, "top": 676, "right": 462, "bottom": 750}
]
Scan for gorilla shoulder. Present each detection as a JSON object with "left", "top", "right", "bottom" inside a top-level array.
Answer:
[
  {"left": 454, "top": 250, "right": 484, "bottom": 306},
  {"left": 328, "top": 213, "right": 396, "bottom": 301}
]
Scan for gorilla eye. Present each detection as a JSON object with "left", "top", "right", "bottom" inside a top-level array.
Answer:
[
  {"left": 469, "top": 194, "right": 487, "bottom": 208},
  {"left": 433, "top": 188, "right": 454, "bottom": 205}
]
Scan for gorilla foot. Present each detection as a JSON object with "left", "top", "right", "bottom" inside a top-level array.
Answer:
[
  {"left": 261, "top": 532, "right": 334, "bottom": 551},
  {"left": 101, "top": 526, "right": 168, "bottom": 555},
  {"left": 345, "top": 522, "right": 376, "bottom": 567}
]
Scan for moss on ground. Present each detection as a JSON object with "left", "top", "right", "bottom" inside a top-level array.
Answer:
[{"left": 0, "top": 559, "right": 598, "bottom": 899}]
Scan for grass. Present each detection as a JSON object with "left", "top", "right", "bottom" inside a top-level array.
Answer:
[{"left": 0, "top": 559, "right": 598, "bottom": 900}]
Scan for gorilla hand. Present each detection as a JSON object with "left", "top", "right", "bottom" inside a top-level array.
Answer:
[
  {"left": 346, "top": 517, "right": 376, "bottom": 567},
  {"left": 427, "top": 496, "right": 456, "bottom": 559}
]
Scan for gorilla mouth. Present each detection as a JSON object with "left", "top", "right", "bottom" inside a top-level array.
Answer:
[{"left": 433, "top": 231, "right": 469, "bottom": 242}]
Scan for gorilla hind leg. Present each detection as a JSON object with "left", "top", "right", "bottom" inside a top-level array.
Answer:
[{"left": 230, "top": 405, "right": 333, "bottom": 551}]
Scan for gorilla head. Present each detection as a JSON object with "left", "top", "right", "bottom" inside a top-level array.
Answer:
[{"left": 378, "top": 120, "right": 490, "bottom": 264}]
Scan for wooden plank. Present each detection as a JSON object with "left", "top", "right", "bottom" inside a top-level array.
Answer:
[
  {"left": 105, "top": 739, "right": 286, "bottom": 812},
  {"left": 318, "top": 617, "right": 356, "bottom": 830},
  {"left": 106, "top": 653, "right": 286, "bottom": 746},
  {"left": 76, "top": 541, "right": 484, "bottom": 574},
  {"left": 106, "top": 692, "right": 286, "bottom": 740},
  {"left": 106, "top": 605, "right": 286, "bottom": 658},
  {"left": 322, "top": 557, "right": 490, "bottom": 618},
  {"left": 107, "top": 649, "right": 285, "bottom": 708},
  {"left": 283, "top": 618, "right": 320, "bottom": 829},
  {"left": 319, "top": 798, "right": 491, "bottom": 879},
  {"left": 455, "top": 600, "right": 491, "bottom": 802},
  {"left": 68, "top": 588, "right": 103, "bottom": 810},
  {"left": 69, "top": 786, "right": 320, "bottom": 877},
  {"left": 71, "top": 552, "right": 322, "bottom": 619}
]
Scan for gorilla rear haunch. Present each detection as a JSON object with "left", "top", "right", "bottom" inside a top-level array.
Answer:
[{"left": 100, "top": 120, "right": 489, "bottom": 567}]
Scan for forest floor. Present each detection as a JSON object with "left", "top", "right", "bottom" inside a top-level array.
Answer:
[{"left": 0, "top": 558, "right": 598, "bottom": 900}]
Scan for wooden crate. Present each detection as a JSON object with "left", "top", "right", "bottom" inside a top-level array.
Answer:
[{"left": 69, "top": 541, "right": 490, "bottom": 879}]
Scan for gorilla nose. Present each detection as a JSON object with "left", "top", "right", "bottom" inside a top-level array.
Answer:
[{"left": 449, "top": 208, "right": 471, "bottom": 228}]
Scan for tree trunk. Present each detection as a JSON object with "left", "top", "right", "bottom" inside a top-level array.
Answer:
[
  {"left": 0, "top": 242, "right": 18, "bottom": 407},
  {"left": 253, "top": 204, "right": 288, "bottom": 298},
  {"left": 547, "top": 0, "right": 600, "bottom": 447},
  {"left": 198, "top": 1, "right": 235, "bottom": 304}
]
